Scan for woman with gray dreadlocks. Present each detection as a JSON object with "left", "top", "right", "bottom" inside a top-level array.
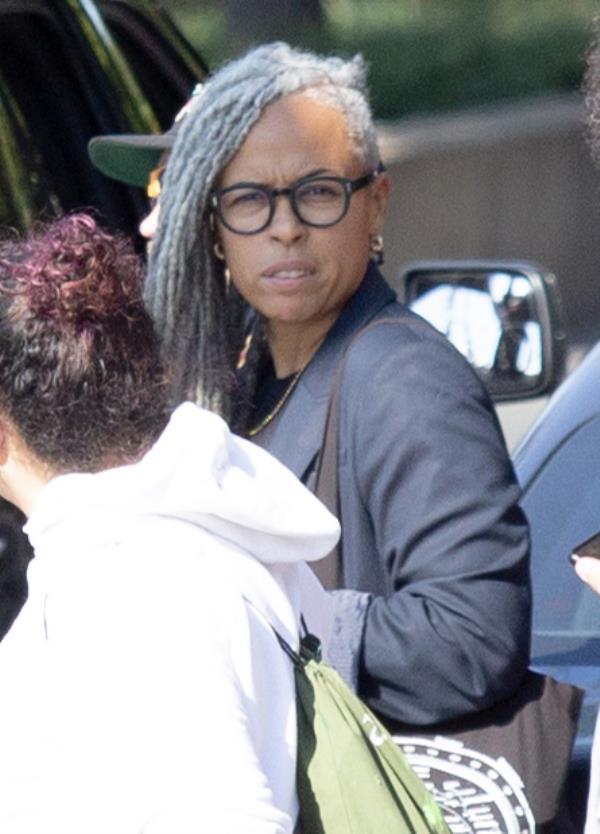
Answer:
[{"left": 89, "top": 42, "right": 531, "bottom": 731}]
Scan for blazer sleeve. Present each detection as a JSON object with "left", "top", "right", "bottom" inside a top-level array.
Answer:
[{"left": 337, "top": 318, "right": 531, "bottom": 725}]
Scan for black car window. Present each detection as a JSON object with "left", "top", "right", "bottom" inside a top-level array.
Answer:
[
  {"left": 0, "top": 71, "right": 59, "bottom": 228},
  {"left": 523, "top": 415, "right": 600, "bottom": 637},
  {"left": 0, "top": 2, "right": 146, "bottom": 232},
  {"left": 0, "top": 7, "right": 101, "bottom": 208},
  {"left": 98, "top": 2, "right": 205, "bottom": 126}
]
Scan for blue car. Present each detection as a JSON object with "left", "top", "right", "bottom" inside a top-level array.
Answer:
[{"left": 515, "top": 339, "right": 600, "bottom": 826}]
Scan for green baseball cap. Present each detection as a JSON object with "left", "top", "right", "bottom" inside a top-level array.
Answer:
[
  {"left": 88, "top": 85, "right": 203, "bottom": 188},
  {"left": 88, "top": 128, "right": 176, "bottom": 188}
]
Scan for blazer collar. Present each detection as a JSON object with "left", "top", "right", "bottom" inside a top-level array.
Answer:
[{"left": 263, "top": 264, "right": 396, "bottom": 478}]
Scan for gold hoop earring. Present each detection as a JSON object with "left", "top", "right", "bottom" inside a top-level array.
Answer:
[
  {"left": 213, "top": 241, "right": 225, "bottom": 261},
  {"left": 237, "top": 332, "right": 253, "bottom": 370},
  {"left": 369, "top": 234, "right": 384, "bottom": 266},
  {"left": 224, "top": 266, "right": 232, "bottom": 292}
]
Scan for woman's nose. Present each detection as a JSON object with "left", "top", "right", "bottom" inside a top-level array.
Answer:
[
  {"left": 139, "top": 203, "right": 160, "bottom": 240},
  {"left": 268, "top": 195, "right": 306, "bottom": 244}
]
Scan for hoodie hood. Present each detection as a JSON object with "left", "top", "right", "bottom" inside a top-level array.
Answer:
[{"left": 25, "top": 403, "right": 340, "bottom": 566}]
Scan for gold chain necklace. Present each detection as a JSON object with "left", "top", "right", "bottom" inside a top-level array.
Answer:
[{"left": 247, "top": 363, "right": 307, "bottom": 437}]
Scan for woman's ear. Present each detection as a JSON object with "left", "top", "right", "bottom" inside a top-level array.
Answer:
[
  {"left": 0, "top": 418, "right": 11, "bottom": 466},
  {"left": 0, "top": 418, "right": 50, "bottom": 516},
  {"left": 369, "top": 172, "right": 390, "bottom": 235},
  {"left": 0, "top": 418, "right": 18, "bottom": 509}
]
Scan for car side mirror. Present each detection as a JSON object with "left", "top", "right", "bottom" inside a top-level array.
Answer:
[{"left": 398, "top": 260, "right": 566, "bottom": 401}]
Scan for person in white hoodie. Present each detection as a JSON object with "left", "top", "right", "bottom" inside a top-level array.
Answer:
[{"left": 0, "top": 213, "right": 339, "bottom": 834}]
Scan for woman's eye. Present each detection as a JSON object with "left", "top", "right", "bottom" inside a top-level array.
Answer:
[
  {"left": 226, "top": 189, "right": 267, "bottom": 209},
  {"left": 298, "top": 181, "right": 341, "bottom": 201}
]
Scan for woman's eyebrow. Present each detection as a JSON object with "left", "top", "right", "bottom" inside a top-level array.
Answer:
[
  {"left": 300, "top": 168, "right": 332, "bottom": 178},
  {"left": 227, "top": 168, "right": 336, "bottom": 187}
]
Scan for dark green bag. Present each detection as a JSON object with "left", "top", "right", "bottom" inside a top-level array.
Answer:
[{"left": 276, "top": 630, "right": 450, "bottom": 834}]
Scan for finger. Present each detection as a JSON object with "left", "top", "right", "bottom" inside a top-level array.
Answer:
[{"left": 574, "top": 556, "right": 600, "bottom": 595}]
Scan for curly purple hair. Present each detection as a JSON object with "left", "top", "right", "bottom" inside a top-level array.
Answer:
[{"left": 0, "top": 213, "right": 169, "bottom": 473}]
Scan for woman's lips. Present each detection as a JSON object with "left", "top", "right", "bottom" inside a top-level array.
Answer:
[{"left": 261, "top": 262, "right": 316, "bottom": 288}]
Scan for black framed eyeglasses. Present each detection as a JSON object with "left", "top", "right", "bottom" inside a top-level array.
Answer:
[{"left": 210, "top": 163, "right": 385, "bottom": 235}]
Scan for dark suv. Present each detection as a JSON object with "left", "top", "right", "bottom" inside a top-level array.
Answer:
[
  {"left": 0, "top": 0, "right": 205, "bottom": 234},
  {"left": 0, "top": 0, "right": 206, "bottom": 635}
]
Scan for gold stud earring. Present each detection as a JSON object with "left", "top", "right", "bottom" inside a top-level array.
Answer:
[{"left": 369, "top": 234, "right": 384, "bottom": 266}]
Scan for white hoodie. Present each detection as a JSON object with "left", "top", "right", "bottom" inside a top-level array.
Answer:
[{"left": 0, "top": 403, "right": 339, "bottom": 834}]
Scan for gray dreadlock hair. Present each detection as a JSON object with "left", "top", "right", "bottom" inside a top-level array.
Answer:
[
  {"left": 145, "top": 41, "right": 381, "bottom": 429},
  {"left": 585, "top": 18, "right": 600, "bottom": 168}
]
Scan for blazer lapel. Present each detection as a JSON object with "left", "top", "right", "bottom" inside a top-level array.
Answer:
[{"left": 264, "top": 265, "right": 396, "bottom": 480}]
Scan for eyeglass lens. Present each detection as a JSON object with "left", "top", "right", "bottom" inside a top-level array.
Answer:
[{"left": 218, "top": 177, "right": 349, "bottom": 233}]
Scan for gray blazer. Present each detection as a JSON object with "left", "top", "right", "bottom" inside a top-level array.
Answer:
[{"left": 260, "top": 264, "right": 531, "bottom": 726}]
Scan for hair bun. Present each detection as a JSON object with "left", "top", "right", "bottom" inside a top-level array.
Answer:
[{"left": 1, "top": 213, "right": 143, "bottom": 328}]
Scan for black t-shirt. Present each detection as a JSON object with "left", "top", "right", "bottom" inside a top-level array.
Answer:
[{"left": 248, "top": 355, "right": 296, "bottom": 433}]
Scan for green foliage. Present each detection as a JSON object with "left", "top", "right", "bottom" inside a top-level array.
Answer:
[
  {"left": 171, "top": 1, "right": 598, "bottom": 120},
  {"left": 331, "top": 17, "right": 591, "bottom": 119}
]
